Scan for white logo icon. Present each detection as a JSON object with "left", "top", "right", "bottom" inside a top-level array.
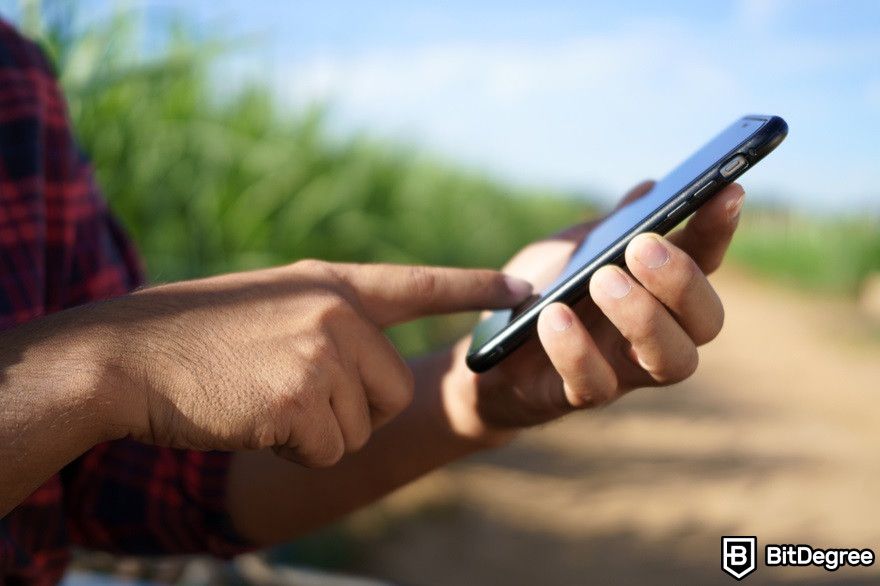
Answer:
[{"left": 722, "top": 536, "right": 757, "bottom": 580}]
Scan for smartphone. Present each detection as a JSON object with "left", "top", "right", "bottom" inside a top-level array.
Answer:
[{"left": 466, "top": 114, "right": 788, "bottom": 373}]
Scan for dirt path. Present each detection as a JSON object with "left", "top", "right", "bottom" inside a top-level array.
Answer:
[{"left": 348, "top": 267, "right": 880, "bottom": 585}]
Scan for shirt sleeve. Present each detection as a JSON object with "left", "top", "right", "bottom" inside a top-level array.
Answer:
[
  {"left": 7, "top": 27, "right": 255, "bottom": 557},
  {"left": 62, "top": 441, "right": 252, "bottom": 557}
]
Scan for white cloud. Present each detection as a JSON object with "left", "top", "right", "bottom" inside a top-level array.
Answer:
[
  {"left": 253, "top": 17, "right": 880, "bottom": 211},
  {"left": 735, "top": 0, "right": 792, "bottom": 32}
]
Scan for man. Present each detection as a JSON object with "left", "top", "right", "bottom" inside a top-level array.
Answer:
[{"left": 0, "top": 18, "right": 742, "bottom": 584}]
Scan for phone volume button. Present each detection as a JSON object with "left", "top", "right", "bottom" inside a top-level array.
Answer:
[
  {"left": 693, "top": 181, "right": 716, "bottom": 199},
  {"left": 665, "top": 200, "right": 690, "bottom": 220}
]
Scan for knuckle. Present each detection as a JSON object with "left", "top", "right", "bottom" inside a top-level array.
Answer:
[
  {"left": 280, "top": 364, "right": 329, "bottom": 417},
  {"left": 664, "top": 256, "right": 702, "bottom": 307},
  {"left": 630, "top": 303, "right": 665, "bottom": 342},
  {"left": 697, "top": 302, "right": 725, "bottom": 345},
  {"left": 247, "top": 421, "right": 279, "bottom": 451},
  {"left": 303, "top": 429, "right": 345, "bottom": 468},
  {"left": 659, "top": 345, "right": 699, "bottom": 384},
  {"left": 586, "top": 381, "right": 622, "bottom": 408},
  {"left": 294, "top": 259, "right": 358, "bottom": 301},
  {"left": 595, "top": 378, "right": 625, "bottom": 407},
  {"left": 347, "top": 422, "right": 371, "bottom": 452},
  {"left": 566, "top": 363, "right": 620, "bottom": 411},
  {"left": 569, "top": 386, "right": 601, "bottom": 410},
  {"left": 323, "top": 443, "right": 345, "bottom": 467},
  {"left": 389, "top": 366, "right": 416, "bottom": 414},
  {"left": 303, "top": 334, "right": 341, "bottom": 369},
  {"left": 293, "top": 258, "right": 331, "bottom": 277},
  {"left": 311, "top": 294, "right": 353, "bottom": 330}
]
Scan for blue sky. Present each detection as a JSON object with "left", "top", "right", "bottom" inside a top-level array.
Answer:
[{"left": 3, "top": 0, "right": 879, "bottom": 211}]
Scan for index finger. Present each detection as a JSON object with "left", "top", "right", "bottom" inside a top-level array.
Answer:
[{"left": 332, "top": 263, "right": 533, "bottom": 326}]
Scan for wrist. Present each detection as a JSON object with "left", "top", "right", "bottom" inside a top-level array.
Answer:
[
  {"left": 82, "top": 304, "right": 148, "bottom": 443},
  {"left": 71, "top": 324, "right": 135, "bottom": 444},
  {"left": 50, "top": 303, "right": 143, "bottom": 444},
  {"left": 3, "top": 308, "right": 127, "bottom": 448}
]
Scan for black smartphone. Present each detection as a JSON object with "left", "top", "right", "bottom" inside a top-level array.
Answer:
[{"left": 466, "top": 114, "right": 788, "bottom": 373}]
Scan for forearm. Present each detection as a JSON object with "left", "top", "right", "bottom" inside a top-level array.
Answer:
[
  {"left": 226, "top": 345, "right": 509, "bottom": 545},
  {"left": 0, "top": 309, "right": 115, "bottom": 517}
]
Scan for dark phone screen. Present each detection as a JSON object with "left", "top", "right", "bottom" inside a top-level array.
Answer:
[{"left": 470, "top": 117, "right": 766, "bottom": 352}]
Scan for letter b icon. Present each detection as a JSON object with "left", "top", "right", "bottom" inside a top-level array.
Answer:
[
  {"left": 722, "top": 536, "right": 757, "bottom": 580},
  {"left": 729, "top": 545, "right": 749, "bottom": 566}
]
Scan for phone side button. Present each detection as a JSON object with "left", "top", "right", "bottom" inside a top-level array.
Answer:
[
  {"left": 665, "top": 200, "right": 690, "bottom": 220},
  {"left": 693, "top": 181, "right": 716, "bottom": 199},
  {"left": 720, "top": 155, "right": 748, "bottom": 178}
]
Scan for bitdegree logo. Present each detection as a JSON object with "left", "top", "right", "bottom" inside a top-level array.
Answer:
[
  {"left": 722, "top": 537, "right": 758, "bottom": 580},
  {"left": 766, "top": 544, "right": 875, "bottom": 572},
  {"left": 722, "top": 537, "right": 876, "bottom": 580}
]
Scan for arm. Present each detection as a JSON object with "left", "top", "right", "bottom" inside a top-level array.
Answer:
[
  {"left": 225, "top": 181, "right": 744, "bottom": 545},
  {"left": 0, "top": 261, "right": 527, "bottom": 520},
  {"left": 0, "top": 309, "right": 113, "bottom": 518}
]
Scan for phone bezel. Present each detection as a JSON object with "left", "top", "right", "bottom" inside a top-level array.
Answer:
[{"left": 465, "top": 115, "right": 788, "bottom": 373}]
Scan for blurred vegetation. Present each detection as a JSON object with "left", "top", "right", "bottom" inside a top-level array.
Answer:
[
  {"left": 17, "top": 0, "right": 586, "bottom": 355},
  {"left": 730, "top": 210, "right": 880, "bottom": 296}
]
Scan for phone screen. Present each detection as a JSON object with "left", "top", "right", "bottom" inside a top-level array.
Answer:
[{"left": 470, "top": 117, "right": 768, "bottom": 354}]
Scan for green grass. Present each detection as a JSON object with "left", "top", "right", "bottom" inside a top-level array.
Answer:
[{"left": 730, "top": 209, "right": 880, "bottom": 295}]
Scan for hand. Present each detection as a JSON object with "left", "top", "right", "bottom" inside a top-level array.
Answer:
[
  {"left": 96, "top": 260, "right": 531, "bottom": 466},
  {"left": 443, "top": 181, "right": 745, "bottom": 442}
]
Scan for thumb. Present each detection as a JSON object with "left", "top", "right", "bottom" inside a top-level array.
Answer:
[{"left": 331, "top": 263, "right": 533, "bottom": 326}]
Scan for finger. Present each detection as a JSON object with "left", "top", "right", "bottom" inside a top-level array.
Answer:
[
  {"left": 668, "top": 182, "right": 744, "bottom": 274},
  {"left": 332, "top": 264, "right": 533, "bottom": 326},
  {"left": 589, "top": 265, "right": 699, "bottom": 385},
  {"left": 625, "top": 234, "right": 724, "bottom": 345},
  {"left": 275, "top": 401, "right": 345, "bottom": 467},
  {"left": 537, "top": 303, "right": 618, "bottom": 408},
  {"left": 328, "top": 364, "right": 373, "bottom": 452},
  {"left": 349, "top": 319, "right": 415, "bottom": 428}
]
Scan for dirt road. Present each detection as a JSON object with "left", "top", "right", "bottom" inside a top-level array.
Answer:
[{"left": 349, "top": 267, "right": 880, "bottom": 585}]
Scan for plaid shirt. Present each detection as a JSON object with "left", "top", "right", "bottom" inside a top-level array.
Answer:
[{"left": 0, "top": 20, "right": 250, "bottom": 585}]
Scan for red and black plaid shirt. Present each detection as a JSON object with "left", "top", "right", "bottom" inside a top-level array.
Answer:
[{"left": 0, "top": 19, "right": 250, "bottom": 585}]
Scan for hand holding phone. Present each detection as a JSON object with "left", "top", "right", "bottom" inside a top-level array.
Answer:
[
  {"left": 467, "top": 115, "right": 787, "bottom": 372},
  {"left": 446, "top": 179, "right": 750, "bottom": 436}
]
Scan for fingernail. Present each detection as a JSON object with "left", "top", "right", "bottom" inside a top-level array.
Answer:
[
  {"left": 595, "top": 267, "right": 632, "bottom": 299},
  {"left": 633, "top": 235, "right": 669, "bottom": 269},
  {"left": 503, "top": 275, "right": 533, "bottom": 300},
  {"left": 545, "top": 304, "right": 572, "bottom": 332},
  {"left": 726, "top": 192, "right": 745, "bottom": 222}
]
